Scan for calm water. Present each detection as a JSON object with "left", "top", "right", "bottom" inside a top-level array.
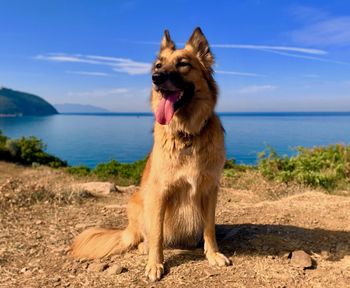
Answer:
[{"left": 1, "top": 113, "right": 350, "bottom": 168}]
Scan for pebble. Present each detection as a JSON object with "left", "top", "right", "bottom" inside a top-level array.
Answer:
[
  {"left": 106, "top": 264, "right": 127, "bottom": 275},
  {"left": 290, "top": 250, "right": 314, "bottom": 268}
]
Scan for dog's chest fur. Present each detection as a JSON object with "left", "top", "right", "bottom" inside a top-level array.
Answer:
[{"left": 150, "top": 118, "right": 225, "bottom": 246}]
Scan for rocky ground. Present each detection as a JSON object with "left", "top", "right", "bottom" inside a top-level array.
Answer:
[{"left": 0, "top": 162, "right": 349, "bottom": 287}]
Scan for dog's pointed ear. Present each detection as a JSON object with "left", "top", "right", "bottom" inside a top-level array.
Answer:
[
  {"left": 186, "top": 27, "right": 214, "bottom": 67},
  {"left": 160, "top": 30, "right": 175, "bottom": 52}
]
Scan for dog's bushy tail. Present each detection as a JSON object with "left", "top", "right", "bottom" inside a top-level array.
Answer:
[{"left": 70, "top": 226, "right": 141, "bottom": 259}]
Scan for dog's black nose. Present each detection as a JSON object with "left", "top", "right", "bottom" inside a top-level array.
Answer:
[{"left": 152, "top": 73, "right": 168, "bottom": 85}]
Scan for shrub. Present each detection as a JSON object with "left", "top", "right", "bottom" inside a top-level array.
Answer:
[
  {"left": 258, "top": 144, "right": 350, "bottom": 191},
  {"left": 66, "top": 165, "right": 91, "bottom": 177},
  {"left": 0, "top": 130, "right": 7, "bottom": 145},
  {"left": 0, "top": 130, "right": 67, "bottom": 167},
  {"left": 65, "top": 157, "right": 148, "bottom": 185},
  {"left": 93, "top": 157, "right": 147, "bottom": 185}
]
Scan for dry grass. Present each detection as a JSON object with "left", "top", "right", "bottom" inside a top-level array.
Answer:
[{"left": 0, "top": 161, "right": 350, "bottom": 287}]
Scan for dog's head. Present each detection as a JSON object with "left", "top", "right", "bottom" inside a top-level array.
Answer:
[{"left": 151, "top": 27, "right": 217, "bottom": 134}]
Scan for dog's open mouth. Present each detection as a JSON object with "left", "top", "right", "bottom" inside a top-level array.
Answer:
[{"left": 155, "top": 89, "right": 184, "bottom": 125}]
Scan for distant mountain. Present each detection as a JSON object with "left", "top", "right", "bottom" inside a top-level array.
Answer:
[
  {"left": 54, "top": 103, "right": 110, "bottom": 113},
  {"left": 0, "top": 87, "right": 58, "bottom": 116}
]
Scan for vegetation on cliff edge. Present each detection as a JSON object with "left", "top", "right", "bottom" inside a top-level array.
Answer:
[{"left": 1, "top": 130, "right": 349, "bottom": 190}]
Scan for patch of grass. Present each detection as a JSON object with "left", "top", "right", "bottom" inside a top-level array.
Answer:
[
  {"left": 93, "top": 158, "right": 147, "bottom": 185},
  {"left": 66, "top": 158, "right": 148, "bottom": 185},
  {"left": 223, "top": 158, "right": 253, "bottom": 178},
  {"left": 258, "top": 144, "right": 350, "bottom": 191}
]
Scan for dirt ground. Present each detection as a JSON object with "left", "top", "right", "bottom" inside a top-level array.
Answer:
[{"left": 0, "top": 162, "right": 349, "bottom": 287}]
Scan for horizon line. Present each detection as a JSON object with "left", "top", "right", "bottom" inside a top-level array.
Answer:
[{"left": 56, "top": 111, "right": 350, "bottom": 116}]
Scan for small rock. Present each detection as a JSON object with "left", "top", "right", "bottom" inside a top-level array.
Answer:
[
  {"left": 35, "top": 220, "right": 42, "bottom": 225},
  {"left": 106, "top": 264, "right": 127, "bottom": 275},
  {"left": 290, "top": 250, "right": 313, "bottom": 268},
  {"left": 73, "top": 182, "right": 116, "bottom": 196},
  {"left": 116, "top": 185, "right": 136, "bottom": 193},
  {"left": 87, "top": 263, "right": 109, "bottom": 272}
]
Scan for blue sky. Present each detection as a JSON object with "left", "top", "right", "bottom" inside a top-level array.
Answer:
[{"left": 1, "top": 0, "right": 350, "bottom": 112}]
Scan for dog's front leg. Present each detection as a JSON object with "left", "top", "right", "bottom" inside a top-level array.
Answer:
[
  {"left": 203, "top": 186, "right": 231, "bottom": 266},
  {"left": 144, "top": 188, "right": 166, "bottom": 282}
]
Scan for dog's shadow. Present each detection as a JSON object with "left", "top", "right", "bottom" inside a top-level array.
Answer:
[{"left": 166, "top": 224, "right": 350, "bottom": 268}]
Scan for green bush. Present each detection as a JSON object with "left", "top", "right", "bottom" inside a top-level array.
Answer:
[
  {"left": 0, "top": 131, "right": 10, "bottom": 159},
  {"left": 66, "top": 165, "right": 91, "bottom": 176},
  {"left": 223, "top": 158, "right": 252, "bottom": 177},
  {"left": 0, "top": 130, "right": 7, "bottom": 145},
  {"left": 0, "top": 130, "right": 67, "bottom": 167},
  {"left": 93, "top": 158, "right": 147, "bottom": 185},
  {"left": 258, "top": 144, "right": 350, "bottom": 191},
  {"left": 65, "top": 157, "right": 148, "bottom": 185}
]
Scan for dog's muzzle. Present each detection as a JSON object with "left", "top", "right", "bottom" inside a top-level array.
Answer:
[{"left": 152, "top": 72, "right": 168, "bottom": 85}]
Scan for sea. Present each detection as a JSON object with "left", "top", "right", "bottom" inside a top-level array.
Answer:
[{"left": 1, "top": 112, "right": 350, "bottom": 168}]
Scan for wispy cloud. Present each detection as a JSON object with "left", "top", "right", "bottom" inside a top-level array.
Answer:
[
  {"left": 211, "top": 44, "right": 326, "bottom": 55},
  {"left": 37, "top": 52, "right": 261, "bottom": 77},
  {"left": 261, "top": 49, "right": 350, "bottom": 65},
  {"left": 86, "top": 55, "right": 152, "bottom": 75},
  {"left": 118, "top": 39, "right": 345, "bottom": 64},
  {"left": 291, "top": 17, "right": 350, "bottom": 46},
  {"left": 238, "top": 85, "right": 277, "bottom": 94},
  {"left": 36, "top": 54, "right": 99, "bottom": 64},
  {"left": 66, "top": 70, "right": 110, "bottom": 77},
  {"left": 118, "top": 39, "right": 326, "bottom": 55},
  {"left": 291, "top": 5, "right": 329, "bottom": 23},
  {"left": 216, "top": 70, "right": 263, "bottom": 77},
  {"left": 290, "top": 6, "right": 350, "bottom": 46},
  {"left": 36, "top": 53, "right": 152, "bottom": 75},
  {"left": 67, "top": 88, "right": 129, "bottom": 98}
]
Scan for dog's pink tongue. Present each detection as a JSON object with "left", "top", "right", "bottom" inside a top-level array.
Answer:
[{"left": 155, "top": 92, "right": 179, "bottom": 125}]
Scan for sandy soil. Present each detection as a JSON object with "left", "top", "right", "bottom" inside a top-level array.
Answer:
[{"left": 0, "top": 162, "right": 349, "bottom": 287}]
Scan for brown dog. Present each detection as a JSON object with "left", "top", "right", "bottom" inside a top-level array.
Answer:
[{"left": 70, "top": 27, "right": 231, "bottom": 282}]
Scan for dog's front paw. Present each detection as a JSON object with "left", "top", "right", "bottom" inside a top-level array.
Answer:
[
  {"left": 206, "top": 251, "right": 232, "bottom": 267},
  {"left": 145, "top": 262, "right": 164, "bottom": 282}
]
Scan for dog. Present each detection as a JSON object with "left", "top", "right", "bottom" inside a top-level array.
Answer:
[{"left": 70, "top": 27, "right": 231, "bottom": 282}]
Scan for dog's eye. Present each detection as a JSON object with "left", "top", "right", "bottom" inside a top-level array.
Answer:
[
  {"left": 155, "top": 63, "right": 162, "bottom": 69},
  {"left": 177, "top": 62, "right": 192, "bottom": 68}
]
